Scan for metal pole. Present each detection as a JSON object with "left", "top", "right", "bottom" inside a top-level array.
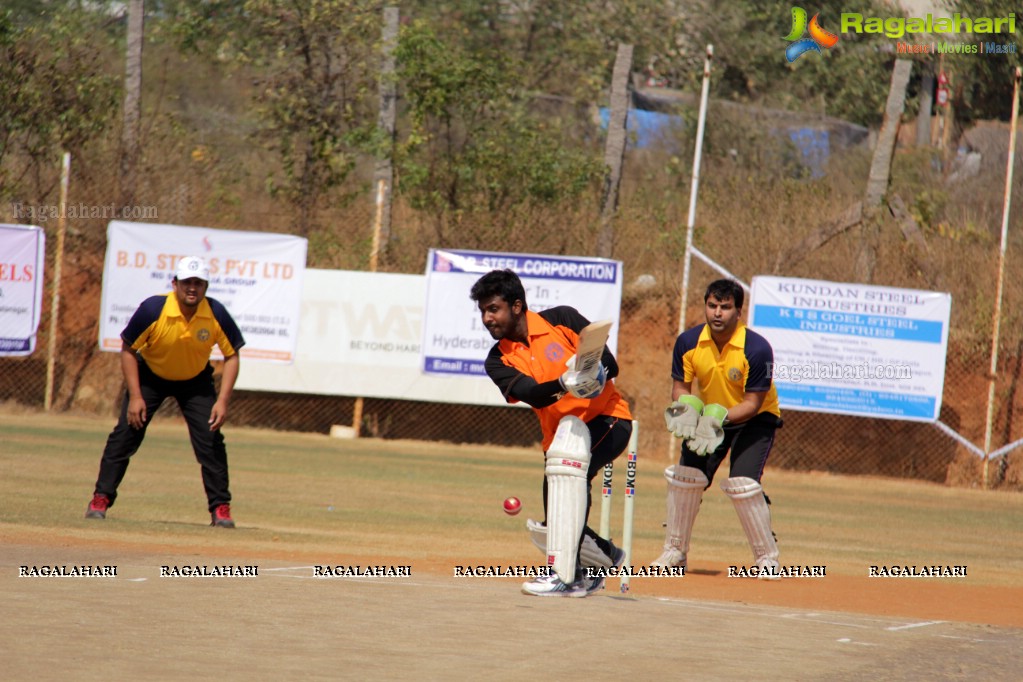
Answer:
[
  {"left": 982, "top": 66, "right": 1021, "bottom": 487},
  {"left": 368, "top": 178, "right": 386, "bottom": 273},
  {"left": 352, "top": 178, "right": 389, "bottom": 437},
  {"left": 44, "top": 152, "right": 71, "bottom": 411},
  {"left": 669, "top": 44, "right": 713, "bottom": 460},
  {"left": 678, "top": 44, "right": 714, "bottom": 337},
  {"left": 350, "top": 9, "right": 399, "bottom": 439}
]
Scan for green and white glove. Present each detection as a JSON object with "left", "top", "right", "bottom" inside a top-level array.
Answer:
[
  {"left": 686, "top": 403, "right": 728, "bottom": 456},
  {"left": 663, "top": 395, "right": 704, "bottom": 439}
]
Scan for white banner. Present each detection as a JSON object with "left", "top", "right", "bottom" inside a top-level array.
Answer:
[
  {"left": 422, "top": 249, "right": 623, "bottom": 376},
  {"left": 0, "top": 224, "right": 46, "bottom": 356},
  {"left": 750, "top": 275, "right": 951, "bottom": 421},
  {"left": 99, "top": 221, "right": 307, "bottom": 362},
  {"left": 234, "top": 269, "right": 509, "bottom": 406}
]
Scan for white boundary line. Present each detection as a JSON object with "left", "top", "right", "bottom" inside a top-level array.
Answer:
[
  {"left": 11, "top": 560, "right": 1014, "bottom": 643},
  {"left": 653, "top": 595, "right": 950, "bottom": 633},
  {"left": 887, "top": 620, "right": 947, "bottom": 631},
  {"left": 259, "top": 567, "right": 1012, "bottom": 641},
  {"left": 206, "top": 565, "right": 1016, "bottom": 643}
]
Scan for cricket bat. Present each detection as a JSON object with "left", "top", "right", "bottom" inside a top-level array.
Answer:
[{"left": 573, "top": 319, "right": 612, "bottom": 375}]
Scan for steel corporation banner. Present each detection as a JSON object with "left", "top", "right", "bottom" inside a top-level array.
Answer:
[
  {"left": 235, "top": 269, "right": 506, "bottom": 405},
  {"left": 0, "top": 224, "right": 46, "bottom": 356},
  {"left": 99, "top": 221, "right": 307, "bottom": 362},
  {"left": 422, "top": 249, "right": 623, "bottom": 377},
  {"left": 749, "top": 276, "right": 951, "bottom": 421}
]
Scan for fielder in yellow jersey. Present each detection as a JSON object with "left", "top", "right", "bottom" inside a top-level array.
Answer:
[
  {"left": 653, "top": 279, "right": 783, "bottom": 578},
  {"left": 85, "top": 257, "right": 245, "bottom": 528}
]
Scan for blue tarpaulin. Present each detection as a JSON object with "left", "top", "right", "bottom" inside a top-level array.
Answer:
[
  {"left": 598, "top": 107, "right": 684, "bottom": 150},
  {"left": 599, "top": 106, "right": 849, "bottom": 178},
  {"left": 788, "top": 128, "right": 830, "bottom": 178}
]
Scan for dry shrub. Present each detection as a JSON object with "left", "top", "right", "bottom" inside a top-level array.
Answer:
[{"left": 3, "top": 74, "right": 1023, "bottom": 488}]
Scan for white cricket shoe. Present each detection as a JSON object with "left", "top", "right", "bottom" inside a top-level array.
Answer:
[
  {"left": 521, "top": 573, "right": 587, "bottom": 598},
  {"left": 649, "top": 546, "right": 686, "bottom": 569},
  {"left": 757, "top": 558, "right": 781, "bottom": 581}
]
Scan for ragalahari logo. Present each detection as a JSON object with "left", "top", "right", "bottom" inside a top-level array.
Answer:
[{"left": 785, "top": 7, "right": 839, "bottom": 62}]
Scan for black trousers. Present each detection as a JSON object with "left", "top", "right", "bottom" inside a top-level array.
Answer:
[
  {"left": 680, "top": 411, "right": 782, "bottom": 487},
  {"left": 93, "top": 360, "right": 231, "bottom": 512},
  {"left": 543, "top": 415, "right": 633, "bottom": 564}
]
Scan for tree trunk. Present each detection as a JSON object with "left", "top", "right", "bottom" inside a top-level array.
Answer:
[
  {"left": 859, "top": 58, "right": 912, "bottom": 282},
  {"left": 371, "top": 6, "right": 399, "bottom": 263},
  {"left": 595, "top": 43, "right": 633, "bottom": 258},
  {"left": 119, "top": 0, "right": 144, "bottom": 215}
]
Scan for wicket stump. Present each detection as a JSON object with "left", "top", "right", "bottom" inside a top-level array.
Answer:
[{"left": 597, "top": 420, "right": 638, "bottom": 593}]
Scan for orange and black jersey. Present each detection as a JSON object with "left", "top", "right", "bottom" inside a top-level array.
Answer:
[
  {"left": 122, "top": 293, "right": 245, "bottom": 382},
  {"left": 483, "top": 306, "right": 632, "bottom": 450}
]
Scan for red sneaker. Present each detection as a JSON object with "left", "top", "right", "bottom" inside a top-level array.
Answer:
[
  {"left": 85, "top": 494, "right": 110, "bottom": 519},
  {"left": 211, "top": 504, "right": 235, "bottom": 528}
]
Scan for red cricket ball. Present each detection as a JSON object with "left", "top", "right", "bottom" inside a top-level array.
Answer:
[{"left": 503, "top": 497, "right": 522, "bottom": 516}]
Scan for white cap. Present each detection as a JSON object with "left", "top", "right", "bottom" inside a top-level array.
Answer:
[{"left": 174, "top": 256, "right": 209, "bottom": 282}]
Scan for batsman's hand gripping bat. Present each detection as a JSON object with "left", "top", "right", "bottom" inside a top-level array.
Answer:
[{"left": 559, "top": 319, "right": 612, "bottom": 399}]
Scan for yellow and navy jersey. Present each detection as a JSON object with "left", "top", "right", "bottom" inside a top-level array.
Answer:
[
  {"left": 671, "top": 322, "right": 780, "bottom": 418},
  {"left": 122, "top": 293, "right": 245, "bottom": 381},
  {"left": 484, "top": 306, "right": 632, "bottom": 450}
]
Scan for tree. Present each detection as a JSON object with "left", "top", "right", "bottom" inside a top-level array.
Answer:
[
  {"left": 0, "top": 7, "right": 119, "bottom": 203},
  {"left": 3, "top": 0, "right": 115, "bottom": 24},
  {"left": 400, "top": 0, "right": 689, "bottom": 104},
  {"left": 394, "top": 20, "right": 601, "bottom": 239},
  {"left": 119, "top": 0, "right": 145, "bottom": 211},
  {"left": 167, "top": 0, "right": 383, "bottom": 234},
  {"left": 673, "top": 1, "right": 902, "bottom": 127},
  {"left": 946, "top": 0, "right": 1022, "bottom": 123}
]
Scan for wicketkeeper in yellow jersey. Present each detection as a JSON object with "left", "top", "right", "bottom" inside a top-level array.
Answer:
[{"left": 653, "top": 279, "right": 783, "bottom": 578}]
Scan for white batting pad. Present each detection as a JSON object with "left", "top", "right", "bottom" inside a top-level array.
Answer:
[
  {"left": 544, "top": 416, "right": 591, "bottom": 582},
  {"left": 721, "top": 477, "right": 780, "bottom": 571},
  {"left": 653, "top": 465, "right": 707, "bottom": 566},
  {"left": 526, "top": 518, "right": 616, "bottom": 569},
  {"left": 527, "top": 518, "right": 547, "bottom": 554}
]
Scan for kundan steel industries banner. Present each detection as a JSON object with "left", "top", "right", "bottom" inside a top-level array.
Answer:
[
  {"left": 749, "top": 275, "right": 951, "bottom": 421},
  {"left": 99, "top": 221, "right": 307, "bottom": 362},
  {"left": 0, "top": 224, "right": 46, "bottom": 356},
  {"left": 422, "top": 249, "right": 623, "bottom": 377},
  {"left": 234, "top": 269, "right": 508, "bottom": 405}
]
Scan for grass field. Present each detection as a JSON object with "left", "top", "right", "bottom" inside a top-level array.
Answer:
[{"left": 2, "top": 411, "right": 1022, "bottom": 680}]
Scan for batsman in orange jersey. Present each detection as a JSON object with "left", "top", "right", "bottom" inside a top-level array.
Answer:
[{"left": 470, "top": 269, "right": 632, "bottom": 598}]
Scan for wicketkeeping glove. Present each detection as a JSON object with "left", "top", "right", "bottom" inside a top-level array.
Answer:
[
  {"left": 559, "top": 363, "right": 607, "bottom": 399},
  {"left": 663, "top": 395, "right": 704, "bottom": 439},
  {"left": 686, "top": 403, "right": 728, "bottom": 456}
]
